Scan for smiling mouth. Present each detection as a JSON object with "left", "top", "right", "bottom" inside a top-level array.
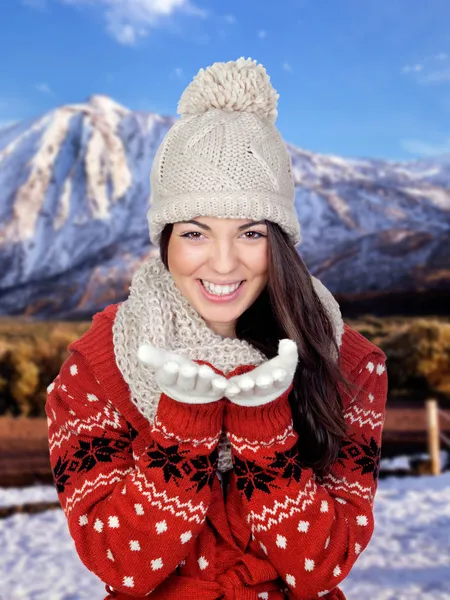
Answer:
[{"left": 198, "top": 279, "right": 245, "bottom": 296}]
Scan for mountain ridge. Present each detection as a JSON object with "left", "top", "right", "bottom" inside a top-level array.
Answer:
[{"left": 0, "top": 95, "right": 448, "bottom": 319}]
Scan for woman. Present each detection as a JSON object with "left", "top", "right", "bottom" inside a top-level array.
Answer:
[{"left": 46, "top": 58, "right": 388, "bottom": 600}]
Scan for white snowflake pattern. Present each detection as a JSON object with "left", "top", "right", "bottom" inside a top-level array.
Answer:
[
  {"left": 94, "top": 518, "right": 103, "bottom": 532},
  {"left": 276, "top": 534, "right": 287, "bottom": 549},
  {"left": 180, "top": 531, "right": 192, "bottom": 544},
  {"left": 286, "top": 574, "right": 296, "bottom": 587},
  {"left": 70, "top": 364, "right": 78, "bottom": 376},
  {"left": 155, "top": 520, "right": 168, "bottom": 534},
  {"left": 198, "top": 556, "right": 209, "bottom": 570},
  {"left": 151, "top": 558, "right": 163, "bottom": 571},
  {"left": 108, "top": 515, "right": 120, "bottom": 528},
  {"left": 134, "top": 503, "right": 144, "bottom": 515},
  {"left": 298, "top": 520, "right": 309, "bottom": 533},
  {"left": 305, "top": 558, "right": 315, "bottom": 571}
]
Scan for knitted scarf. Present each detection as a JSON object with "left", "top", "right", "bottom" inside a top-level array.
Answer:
[{"left": 112, "top": 256, "right": 344, "bottom": 472}]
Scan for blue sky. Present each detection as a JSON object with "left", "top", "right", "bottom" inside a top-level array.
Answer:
[{"left": 1, "top": 0, "right": 450, "bottom": 161}]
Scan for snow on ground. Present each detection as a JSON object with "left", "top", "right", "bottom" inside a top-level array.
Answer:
[
  {"left": 1, "top": 472, "right": 450, "bottom": 600},
  {"left": 0, "top": 484, "right": 59, "bottom": 508}
]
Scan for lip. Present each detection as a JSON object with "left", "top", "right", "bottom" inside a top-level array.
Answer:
[{"left": 197, "top": 279, "right": 245, "bottom": 303}]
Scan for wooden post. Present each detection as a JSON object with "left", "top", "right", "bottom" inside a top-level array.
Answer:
[{"left": 426, "top": 399, "right": 441, "bottom": 476}]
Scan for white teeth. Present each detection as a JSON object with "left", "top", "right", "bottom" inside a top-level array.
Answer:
[{"left": 201, "top": 280, "right": 241, "bottom": 296}]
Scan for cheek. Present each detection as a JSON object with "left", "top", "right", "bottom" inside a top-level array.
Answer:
[
  {"left": 168, "top": 236, "right": 201, "bottom": 275},
  {"left": 246, "top": 248, "right": 269, "bottom": 278}
]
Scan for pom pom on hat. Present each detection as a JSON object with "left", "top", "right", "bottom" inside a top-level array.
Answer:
[{"left": 177, "top": 57, "right": 280, "bottom": 123}]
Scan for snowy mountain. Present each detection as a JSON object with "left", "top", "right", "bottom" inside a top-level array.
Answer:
[
  {"left": 0, "top": 95, "right": 448, "bottom": 319},
  {"left": 286, "top": 145, "right": 449, "bottom": 306}
]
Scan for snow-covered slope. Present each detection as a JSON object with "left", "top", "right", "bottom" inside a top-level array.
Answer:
[
  {"left": 0, "top": 97, "right": 448, "bottom": 318},
  {"left": 287, "top": 144, "right": 449, "bottom": 298},
  {"left": 1, "top": 472, "right": 450, "bottom": 599}
]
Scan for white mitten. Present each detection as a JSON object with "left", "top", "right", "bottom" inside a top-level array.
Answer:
[
  {"left": 225, "top": 339, "right": 298, "bottom": 406},
  {"left": 137, "top": 343, "right": 228, "bottom": 404}
]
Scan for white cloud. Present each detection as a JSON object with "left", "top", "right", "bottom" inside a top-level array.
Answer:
[
  {"left": 169, "top": 66, "right": 184, "bottom": 80},
  {"left": 418, "top": 68, "right": 450, "bottom": 85},
  {"left": 282, "top": 62, "right": 293, "bottom": 73},
  {"left": 401, "top": 53, "right": 450, "bottom": 84},
  {"left": 36, "top": 83, "right": 52, "bottom": 94},
  {"left": 114, "top": 23, "right": 139, "bottom": 45},
  {"left": 401, "top": 63, "right": 423, "bottom": 74},
  {"left": 401, "top": 137, "right": 450, "bottom": 156},
  {"left": 28, "top": 0, "right": 208, "bottom": 45},
  {"left": 258, "top": 29, "right": 267, "bottom": 39}
]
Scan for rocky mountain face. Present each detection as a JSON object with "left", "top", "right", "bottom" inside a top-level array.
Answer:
[{"left": 0, "top": 95, "right": 448, "bottom": 319}]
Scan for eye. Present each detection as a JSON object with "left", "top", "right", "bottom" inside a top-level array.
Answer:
[
  {"left": 180, "top": 231, "right": 204, "bottom": 240},
  {"left": 243, "top": 231, "right": 266, "bottom": 240},
  {"left": 179, "top": 230, "right": 266, "bottom": 241}
]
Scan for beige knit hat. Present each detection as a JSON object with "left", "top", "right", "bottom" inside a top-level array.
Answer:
[{"left": 147, "top": 57, "right": 301, "bottom": 246}]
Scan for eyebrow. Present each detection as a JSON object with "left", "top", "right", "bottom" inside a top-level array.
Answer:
[{"left": 179, "top": 219, "right": 267, "bottom": 232}]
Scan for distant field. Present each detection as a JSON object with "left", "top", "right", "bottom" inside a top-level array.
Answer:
[
  {"left": 0, "top": 417, "right": 52, "bottom": 487},
  {"left": 0, "top": 313, "right": 448, "bottom": 485}
]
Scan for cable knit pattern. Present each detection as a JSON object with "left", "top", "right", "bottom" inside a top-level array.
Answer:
[{"left": 112, "top": 256, "right": 344, "bottom": 473}]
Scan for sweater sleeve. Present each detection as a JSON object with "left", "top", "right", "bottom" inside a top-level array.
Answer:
[
  {"left": 223, "top": 350, "right": 388, "bottom": 599},
  {"left": 46, "top": 349, "right": 225, "bottom": 597}
]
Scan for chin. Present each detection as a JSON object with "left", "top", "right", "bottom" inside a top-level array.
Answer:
[{"left": 197, "top": 302, "right": 243, "bottom": 320}]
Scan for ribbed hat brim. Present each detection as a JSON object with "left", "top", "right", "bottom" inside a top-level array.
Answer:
[{"left": 147, "top": 191, "right": 301, "bottom": 246}]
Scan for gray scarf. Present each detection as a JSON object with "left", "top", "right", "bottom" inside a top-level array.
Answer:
[{"left": 112, "top": 256, "right": 344, "bottom": 472}]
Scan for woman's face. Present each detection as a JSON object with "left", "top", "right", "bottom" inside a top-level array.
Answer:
[{"left": 167, "top": 216, "right": 269, "bottom": 338}]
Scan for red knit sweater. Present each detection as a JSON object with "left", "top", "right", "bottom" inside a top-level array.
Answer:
[{"left": 46, "top": 304, "right": 388, "bottom": 600}]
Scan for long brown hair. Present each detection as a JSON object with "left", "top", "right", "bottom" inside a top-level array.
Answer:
[{"left": 159, "top": 221, "right": 357, "bottom": 477}]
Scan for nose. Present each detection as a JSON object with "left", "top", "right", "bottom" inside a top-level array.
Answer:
[{"left": 207, "top": 239, "right": 240, "bottom": 276}]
